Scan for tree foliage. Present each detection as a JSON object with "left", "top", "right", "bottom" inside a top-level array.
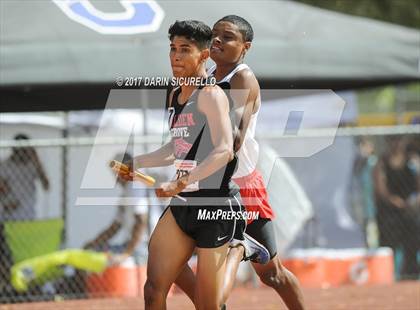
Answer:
[{"left": 295, "top": 0, "right": 420, "bottom": 29}]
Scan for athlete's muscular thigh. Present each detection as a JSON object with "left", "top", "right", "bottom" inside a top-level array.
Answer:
[{"left": 147, "top": 208, "right": 195, "bottom": 293}]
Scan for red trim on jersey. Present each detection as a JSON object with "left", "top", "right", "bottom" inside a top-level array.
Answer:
[{"left": 232, "top": 169, "right": 275, "bottom": 224}]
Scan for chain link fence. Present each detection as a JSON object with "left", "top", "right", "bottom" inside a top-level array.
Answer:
[
  {"left": 0, "top": 126, "right": 419, "bottom": 304},
  {"left": 349, "top": 133, "right": 420, "bottom": 280}
]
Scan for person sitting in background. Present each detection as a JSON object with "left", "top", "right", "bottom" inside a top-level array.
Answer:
[
  {"left": 373, "top": 135, "right": 419, "bottom": 280},
  {"left": 83, "top": 152, "right": 148, "bottom": 263}
]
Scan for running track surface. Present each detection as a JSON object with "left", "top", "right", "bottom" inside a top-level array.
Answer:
[{"left": 1, "top": 281, "right": 419, "bottom": 310}]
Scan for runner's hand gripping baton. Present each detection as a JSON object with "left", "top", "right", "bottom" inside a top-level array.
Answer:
[
  {"left": 109, "top": 160, "right": 186, "bottom": 201},
  {"left": 110, "top": 160, "right": 155, "bottom": 186}
]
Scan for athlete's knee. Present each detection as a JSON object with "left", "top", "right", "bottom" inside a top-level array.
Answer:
[
  {"left": 144, "top": 279, "right": 165, "bottom": 306},
  {"left": 259, "top": 271, "right": 284, "bottom": 288},
  {"left": 194, "top": 287, "right": 223, "bottom": 310},
  {"left": 195, "top": 296, "right": 220, "bottom": 310},
  {"left": 143, "top": 280, "right": 156, "bottom": 305},
  {"left": 258, "top": 262, "right": 288, "bottom": 289},
  {"left": 228, "top": 244, "right": 244, "bottom": 257}
]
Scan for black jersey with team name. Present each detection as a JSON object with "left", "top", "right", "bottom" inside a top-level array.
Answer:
[{"left": 168, "top": 85, "right": 238, "bottom": 198}]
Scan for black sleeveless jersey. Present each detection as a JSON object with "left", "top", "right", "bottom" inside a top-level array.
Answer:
[{"left": 168, "top": 86, "right": 239, "bottom": 198}]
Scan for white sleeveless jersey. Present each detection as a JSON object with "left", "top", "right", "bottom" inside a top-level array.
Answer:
[{"left": 207, "top": 64, "right": 260, "bottom": 178}]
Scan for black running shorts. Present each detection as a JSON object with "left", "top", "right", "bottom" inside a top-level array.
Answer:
[
  {"left": 162, "top": 192, "right": 246, "bottom": 248},
  {"left": 245, "top": 218, "right": 278, "bottom": 260}
]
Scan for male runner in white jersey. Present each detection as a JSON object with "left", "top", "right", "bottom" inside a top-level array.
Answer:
[{"left": 175, "top": 15, "right": 306, "bottom": 310}]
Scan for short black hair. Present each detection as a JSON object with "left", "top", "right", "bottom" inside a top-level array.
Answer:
[
  {"left": 215, "top": 15, "right": 254, "bottom": 42},
  {"left": 168, "top": 20, "right": 212, "bottom": 49}
]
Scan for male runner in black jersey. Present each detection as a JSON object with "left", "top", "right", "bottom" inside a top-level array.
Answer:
[{"left": 119, "top": 20, "right": 252, "bottom": 310}]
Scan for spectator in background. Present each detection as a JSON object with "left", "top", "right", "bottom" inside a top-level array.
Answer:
[
  {"left": 0, "top": 178, "right": 17, "bottom": 294},
  {"left": 83, "top": 152, "right": 149, "bottom": 263},
  {"left": 406, "top": 134, "right": 420, "bottom": 176},
  {"left": 373, "top": 135, "right": 419, "bottom": 280},
  {"left": 0, "top": 133, "right": 50, "bottom": 221},
  {"left": 0, "top": 133, "right": 50, "bottom": 294},
  {"left": 351, "top": 136, "right": 378, "bottom": 248},
  {"left": 406, "top": 135, "right": 420, "bottom": 264}
]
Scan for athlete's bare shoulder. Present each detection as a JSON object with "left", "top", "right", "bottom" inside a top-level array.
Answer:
[
  {"left": 199, "top": 84, "right": 225, "bottom": 98},
  {"left": 197, "top": 84, "right": 228, "bottom": 113},
  {"left": 229, "top": 67, "right": 260, "bottom": 112},
  {"left": 201, "top": 84, "right": 222, "bottom": 92},
  {"left": 230, "top": 67, "right": 260, "bottom": 92}
]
